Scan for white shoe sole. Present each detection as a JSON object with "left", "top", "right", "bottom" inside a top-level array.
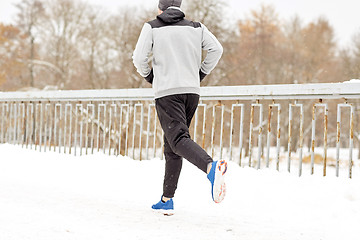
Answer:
[
  {"left": 213, "top": 160, "right": 227, "bottom": 203},
  {"left": 152, "top": 209, "right": 175, "bottom": 216}
]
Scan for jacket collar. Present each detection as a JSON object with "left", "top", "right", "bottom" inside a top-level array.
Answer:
[{"left": 157, "top": 7, "right": 185, "bottom": 24}]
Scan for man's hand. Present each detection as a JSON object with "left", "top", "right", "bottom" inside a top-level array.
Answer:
[
  {"left": 145, "top": 69, "right": 154, "bottom": 84},
  {"left": 199, "top": 70, "right": 207, "bottom": 82}
]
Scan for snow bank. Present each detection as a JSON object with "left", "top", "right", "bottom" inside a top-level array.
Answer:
[
  {"left": 343, "top": 79, "right": 360, "bottom": 83},
  {"left": 0, "top": 144, "right": 359, "bottom": 240}
]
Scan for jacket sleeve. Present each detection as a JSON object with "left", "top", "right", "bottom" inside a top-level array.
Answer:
[
  {"left": 132, "top": 23, "right": 153, "bottom": 82},
  {"left": 200, "top": 24, "right": 223, "bottom": 76}
]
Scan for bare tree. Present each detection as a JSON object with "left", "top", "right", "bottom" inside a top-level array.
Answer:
[
  {"left": 77, "top": 6, "right": 113, "bottom": 89},
  {"left": 37, "top": 0, "right": 88, "bottom": 89},
  {"left": 301, "top": 17, "right": 337, "bottom": 83},
  {"left": 282, "top": 15, "right": 307, "bottom": 84},
  {"left": 15, "top": 0, "right": 45, "bottom": 88},
  {"left": 0, "top": 0, "right": 358, "bottom": 93},
  {"left": 0, "top": 24, "right": 28, "bottom": 90},
  {"left": 233, "top": 4, "right": 285, "bottom": 85},
  {"left": 108, "top": 6, "right": 154, "bottom": 88}
]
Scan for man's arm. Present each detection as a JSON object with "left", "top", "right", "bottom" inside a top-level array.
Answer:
[
  {"left": 200, "top": 24, "right": 223, "bottom": 82},
  {"left": 132, "top": 23, "right": 153, "bottom": 84}
]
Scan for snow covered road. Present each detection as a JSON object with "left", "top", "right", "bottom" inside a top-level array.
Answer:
[{"left": 0, "top": 144, "right": 359, "bottom": 240}]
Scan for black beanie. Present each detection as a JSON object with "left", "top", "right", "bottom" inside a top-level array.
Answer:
[{"left": 158, "top": 0, "right": 182, "bottom": 11}]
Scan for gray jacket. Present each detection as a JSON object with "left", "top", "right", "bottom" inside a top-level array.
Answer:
[{"left": 132, "top": 7, "right": 223, "bottom": 99}]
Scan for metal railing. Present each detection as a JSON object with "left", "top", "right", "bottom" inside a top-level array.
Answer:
[{"left": 1, "top": 83, "right": 359, "bottom": 178}]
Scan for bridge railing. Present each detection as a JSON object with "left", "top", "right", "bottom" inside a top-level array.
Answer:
[{"left": 1, "top": 83, "right": 359, "bottom": 178}]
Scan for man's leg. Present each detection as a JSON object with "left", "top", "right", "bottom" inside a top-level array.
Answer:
[
  {"left": 154, "top": 94, "right": 226, "bottom": 206},
  {"left": 155, "top": 94, "right": 213, "bottom": 174},
  {"left": 162, "top": 93, "right": 204, "bottom": 199},
  {"left": 163, "top": 137, "right": 182, "bottom": 199}
]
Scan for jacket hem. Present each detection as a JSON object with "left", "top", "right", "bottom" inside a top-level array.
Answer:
[{"left": 154, "top": 87, "right": 200, "bottom": 99}]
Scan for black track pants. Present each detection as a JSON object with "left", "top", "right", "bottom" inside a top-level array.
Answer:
[{"left": 155, "top": 94, "right": 213, "bottom": 198}]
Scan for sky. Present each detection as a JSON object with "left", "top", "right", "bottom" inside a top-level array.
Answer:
[{"left": 0, "top": 0, "right": 359, "bottom": 48}]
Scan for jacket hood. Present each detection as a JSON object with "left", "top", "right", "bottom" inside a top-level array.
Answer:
[{"left": 157, "top": 8, "right": 185, "bottom": 24}]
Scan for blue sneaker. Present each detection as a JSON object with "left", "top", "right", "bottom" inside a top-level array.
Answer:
[
  {"left": 207, "top": 160, "right": 227, "bottom": 203},
  {"left": 152, "top": 197, "right": 174, "bottom": 216}
]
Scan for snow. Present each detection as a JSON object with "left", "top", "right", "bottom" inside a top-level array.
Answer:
[
  {"left": 343, "top": 79, "right": 360, "bottom": 83},
  {"left": 0, "top": 144, "right": 359, "bottom": 240}
]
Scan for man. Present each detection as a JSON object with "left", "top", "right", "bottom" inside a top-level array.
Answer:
[{"left": 133, "top": 0, "right": 226, "bottom": 215}]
